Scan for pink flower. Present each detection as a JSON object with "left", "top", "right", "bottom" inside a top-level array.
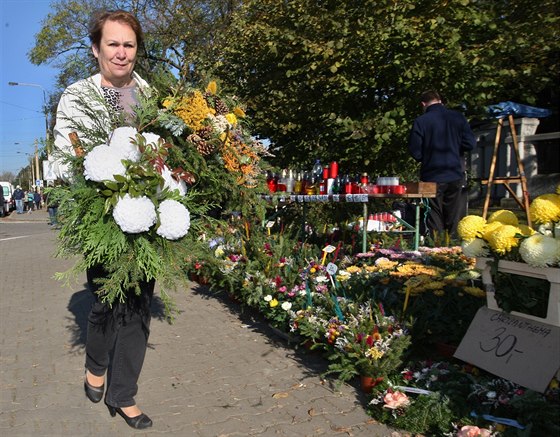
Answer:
[
  {"left": 456, "top": 425, "right": 492, "bottom": 437},
  {"left": 383, "top": 391, "right": 410, "bottom": 409},
  {"left": 278, "top": 286, "right": 287, "bottom": 293}
]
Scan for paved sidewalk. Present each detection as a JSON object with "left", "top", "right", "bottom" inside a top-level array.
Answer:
[{"left": 0, "top": 217, "right": 401, "bottom": 436}]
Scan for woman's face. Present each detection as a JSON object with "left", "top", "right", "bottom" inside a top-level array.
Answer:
[{"left": 92, "top": 19, "right": 137, "bottom": 88}]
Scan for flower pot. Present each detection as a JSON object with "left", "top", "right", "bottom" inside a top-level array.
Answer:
[
  {"left": 476, "top": 257, "right": 560, "bottom": 326},
  {"left": 360, "top": 375, "right": 384, "bottom": 394}
]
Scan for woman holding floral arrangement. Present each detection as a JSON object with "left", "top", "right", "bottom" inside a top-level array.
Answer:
[{"left": 53, "top": 9, "right": 159, "bottom": 429}]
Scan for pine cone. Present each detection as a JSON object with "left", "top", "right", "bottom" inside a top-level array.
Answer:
[
  {"left": 214, "top": 97, "right": 230, "bottom": 115},
  {"left": 188, "top": 134, "right": 215, "bottom": 156},
  {"left": 197, "top": 125, "right": 213, "bottom": 140}
]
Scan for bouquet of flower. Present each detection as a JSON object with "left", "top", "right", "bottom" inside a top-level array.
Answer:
[
  {"left": 322, "top": 302, "right": 411, "bottom": 382},
  {"left": 52, "top": 84, "right": 214, "bottom": 314}
]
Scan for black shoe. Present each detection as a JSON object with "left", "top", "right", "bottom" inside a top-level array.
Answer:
[
  {"left": 107, "top": 405, "right": 153, "bottom": 429},
  {"left": 84, "top": 371, "right": 104, "bottom": 403}
]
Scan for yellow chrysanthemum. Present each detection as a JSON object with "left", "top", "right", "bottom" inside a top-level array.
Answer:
[
  {"left": 519, "top": 234, "right": 560, "bottom": 267},
  {"left": 517, "top": 224, "right": 536, "bottom": 236},
  {"left": 458, "top": 215, "right": 487, "bottom": 241},
  {"left": 486, "top": 225, "right": 522, "bottom": 255},
  {"left": 206, "top": 80, "right": 218, "bottom": 95},
  {"left": 530, "top": 194, "right": 560, "bottom": 225},
  {"left": 345, "top": 265, "right": 362, "bottom": 274},
  {"left": 481, "top": 221, "right": 504, "bottom": 241},
  {"left": 556, "top": 185, "right": 560, "bottom": 195},
  {"left": 270, "top": 298, "right": 279, "bottom": 308},
  {"left": 488, "top": 209, "right": 519, "bottom": 226}
]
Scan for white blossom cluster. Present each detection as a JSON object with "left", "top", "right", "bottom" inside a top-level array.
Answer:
[{"left": 83, "top": 127, "right": 192, "bottom": 240}]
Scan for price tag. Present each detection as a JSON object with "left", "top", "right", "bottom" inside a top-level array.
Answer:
[
  {"left": 455, "top": 307, "right": 560, "bottom": 393},
  {"left": 355, "top": 194, "right": 368, "bottom": 202},
  {"left": 323, "top": 245, "right": 336, "bottom": 254},
  {"left": 266, "top": 221, "right": 275, "bottom": 228},
  {"left": 326, "top": 262, "right": 338, "bottom": 276}
]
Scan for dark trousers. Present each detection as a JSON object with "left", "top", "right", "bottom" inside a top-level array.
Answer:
[
  {"left": 426, "top": 179, "right": 466, "bottom": 238},
  {"left": 85, "top": 267, "right": 154, "bottom": 408}
]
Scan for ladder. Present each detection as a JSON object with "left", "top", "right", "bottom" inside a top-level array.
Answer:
[{"left": 481, "top": 114, "right": 532, "bottom": 227}]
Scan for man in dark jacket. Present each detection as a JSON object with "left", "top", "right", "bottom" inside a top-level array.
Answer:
[
  {"left": 13, "top": 185, "right": 25, "bottom": 214},
  {"left": 408, "top": 90, "right": 476, "bottom": 238}
]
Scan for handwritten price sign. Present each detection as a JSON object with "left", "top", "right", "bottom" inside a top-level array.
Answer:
[{"left": 455, "top": 307, "right": 560, "bottom": 393}]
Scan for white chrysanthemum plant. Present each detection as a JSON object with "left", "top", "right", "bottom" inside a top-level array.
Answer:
[{"left": 82, "top": 127, "right": 193, "bottom": 240}]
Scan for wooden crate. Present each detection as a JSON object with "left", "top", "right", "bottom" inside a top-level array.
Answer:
[{"left": 403, "top": 181, "right": 437, "bottom": 195}]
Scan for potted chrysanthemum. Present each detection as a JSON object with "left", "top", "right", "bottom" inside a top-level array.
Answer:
[{"left": 457, "top": 188, "right": 560, "bottom": 325}]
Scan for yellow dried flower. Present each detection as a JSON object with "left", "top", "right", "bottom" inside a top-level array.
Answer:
[
  {"left": 233, "top": 106, "right": 246, "bottom": 118},
  {"left": 488, "top": 209, "right": 519, "bottom": 226},
  {"left": 530, "top": 193, "right": 560, "bottom": 225},
  {"left": 174, "top": 90, "right": 214, "bottom": 131},
  {"left": 458, "top": 215, "right": 487, "bottom": 240},
  {"left": 486, "top": 225, "right": 522, "bottom": 254},
  {"left": 206, "top": 81, "right": 218, "bottom": 95}
]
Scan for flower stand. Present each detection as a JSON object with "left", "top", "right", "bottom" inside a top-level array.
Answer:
[{"left": 476, "top": 257, "right": 560, "bottom": 327}]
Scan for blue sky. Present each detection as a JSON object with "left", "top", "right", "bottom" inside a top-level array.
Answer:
[{"left": 0, "top": 0, "right": 58, "bottom": 175}]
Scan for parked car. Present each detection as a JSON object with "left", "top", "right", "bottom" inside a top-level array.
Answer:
[{"left": 0, "top": 181, "right": 14, "bottom": 215}]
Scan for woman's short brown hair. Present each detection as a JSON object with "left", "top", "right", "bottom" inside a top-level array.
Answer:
[{"left": 89, "top": 9, "right": 144, "bottom": 49}]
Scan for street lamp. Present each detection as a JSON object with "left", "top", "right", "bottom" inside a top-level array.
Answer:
[{"left": 8, "top": 81, "right": 51, "bottom": 145}]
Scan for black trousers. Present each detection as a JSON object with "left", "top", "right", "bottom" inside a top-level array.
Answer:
[
  {"left": 85, "top": 266, "right": 154, "bottom": 408},
  {"left": 426, "top": 179, "right": 467, "bottom": 238}
]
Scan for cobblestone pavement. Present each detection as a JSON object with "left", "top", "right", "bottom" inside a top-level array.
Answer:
[{"left": 0, "top": 210, "right": 401, "bottom": 436}]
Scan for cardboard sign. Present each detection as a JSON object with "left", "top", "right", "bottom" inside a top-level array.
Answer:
[{"left": 454, "top": 307, "right": 560, "bottom": 393}]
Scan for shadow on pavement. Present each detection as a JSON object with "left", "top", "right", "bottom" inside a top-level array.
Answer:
[{"left": 65, "top": 282, "right": 169, "bottom": 354}]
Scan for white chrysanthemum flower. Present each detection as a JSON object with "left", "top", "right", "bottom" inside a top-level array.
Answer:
[
  {"left": 281, "top": 301, "right": 292, "bottom": 311},
  {"left": 156, "top": 199, "right": 191, "bottom": 240},
  {"left": 264, "top": 295, "right": 273, "bottom": 302},
  {"left": 209, "top": 114, "right": 231, "bottom": 133},
  {"left": 142, "top": 132, "right": 162, "bottom": 149},
  {"left": 519, "top": 234, "right": 560, "bottom": 267},
  {"left": 161, "top": 166, "right": 187, "bottom": 196},
  {"left": 109, "top": 126, "right": 141, "bottom": 161},
  {"left": 83, "top": 144, "right": 126, "bottom": 182},
  {"left": 461, "top": 238, "right": 490, "bottom": 258},
  {"left": 112, "top": 194, "right": 157, "bottom": 233}
]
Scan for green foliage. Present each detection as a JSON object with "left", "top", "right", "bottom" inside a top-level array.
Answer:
[{"left": 212, "top": 0, "right": 559, "bottom": 177}]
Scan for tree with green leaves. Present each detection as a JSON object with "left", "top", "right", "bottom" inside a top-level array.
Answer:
[{"left": 211, "top": 0, "right": 559, "bottom": 177}]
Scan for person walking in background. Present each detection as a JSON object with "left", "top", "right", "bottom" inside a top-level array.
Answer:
[
  {"left": 45, "top": 188, "right": 60, "bottom": 226},
  {"left": 408, "top": 90, "right": 476, "bottom": 239},
  {"left": 13, "top": 185, "right": 24, "bottom": 214},
  {"left": 26, "top": 190, "right": 35, "bottom": 213},
  {"left": 53, "top": 9, "right": 153, "bottom": 430},
  {"left": 34, "top": 190, "right": 42, "bottom": 210}
]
